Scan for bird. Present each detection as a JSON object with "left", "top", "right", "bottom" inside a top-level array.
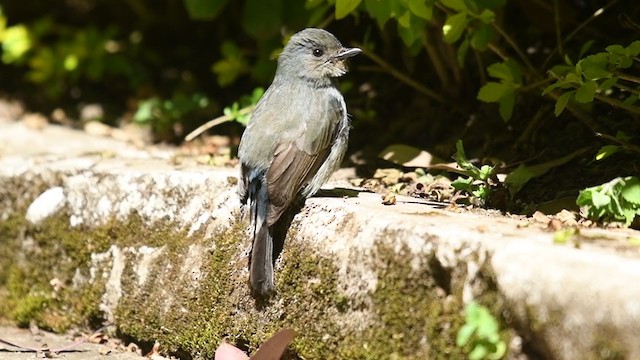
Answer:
[{"left": 237, "top": 28, "right": 360, "bottom": 296}]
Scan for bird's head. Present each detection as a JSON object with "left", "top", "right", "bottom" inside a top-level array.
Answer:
[{"left": 276, "top": 28, "right": 361, "bottom": 85}]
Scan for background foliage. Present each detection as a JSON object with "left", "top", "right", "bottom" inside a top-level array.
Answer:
[{"left": 0, "top": 0, "right": 639, "bottom": 221}]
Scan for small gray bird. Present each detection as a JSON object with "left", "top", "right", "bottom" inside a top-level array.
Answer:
[{"left": 238, "top": 28, "right": 360, "bottom": 296}]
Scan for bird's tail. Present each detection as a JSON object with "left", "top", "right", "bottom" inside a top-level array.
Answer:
[{"left": 248, "top": 179, "right": 275, "bottom": 296}]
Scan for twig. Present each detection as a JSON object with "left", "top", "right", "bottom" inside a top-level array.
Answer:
[
  {"left": 541, "top": 0, "right": 621, "bottom": 70},
  {"left": 553, "top": 0, "right": 564, "bottom": 58},
  {"left": 351, "top": 42, "right": 449, "bottom": 105},
  {"left": 617, "top": 73, "right": 640, "bottom": 85},
  {"left": 491, "top": 23, "right": 535, "bottom": 73},
  {"left": 594, "top": 94, "right": 640, "bottom": 116},
  {"left": 185, "top": 106, "right": 254, "bottom": 142}
]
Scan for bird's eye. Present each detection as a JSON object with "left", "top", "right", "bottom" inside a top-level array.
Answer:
[{"left": 312, "top": 48, "right": 324, "bottom": 57}]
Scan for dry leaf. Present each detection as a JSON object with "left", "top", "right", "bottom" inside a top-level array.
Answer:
[{"left": 251, "top": 329, "right": 297, "bottom": 360}]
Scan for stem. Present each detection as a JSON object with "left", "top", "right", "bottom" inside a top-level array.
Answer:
[
  {"left": 491, "top": 23, "right": 535, "bottom": 73},
  {"left": 184, "top": 106, "right": 253, "bottom": 142},
  {"left": 553, "top": 0, "right": 564, "bottom": 58},
  {"left": 422, "top": 33, "right": 451, "bottom": 89},
  {"left": 617, "top": 73, "right": 640, "bottom": 85},
  {"left": 541, "top": 0, "right": 620, "bottom": 70},
  {"left": 352, "top": 42, "right": 449, "bottom": 105},
  {"left": 594, "top": 94, "right": 640, "bottom": 116}
]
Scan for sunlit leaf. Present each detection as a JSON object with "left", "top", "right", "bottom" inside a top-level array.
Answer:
[
  {"left": 621, "top": 177, "right": 640, "bottom": 204},
  {"left": 408, "top": 0, "right": 433, "bottom": 20},
  {"left": 335, "top": 0, "right": 362, "bottom": 19},
  {"left": 1, "top": 24, "right": 31, "bottom": 63},
  {"left": 443, "top": 12, "right": 468, "bottom": 43},
  {"left": 595, "top": 145, "right": 621, "bottom": 161},
  {"left": 441, "top": 0, "right": 467, "bottom": 11}
]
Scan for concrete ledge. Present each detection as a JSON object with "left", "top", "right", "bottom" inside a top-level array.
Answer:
[{"left": 1, "top": 122, "right": 639, "bottom": 359}]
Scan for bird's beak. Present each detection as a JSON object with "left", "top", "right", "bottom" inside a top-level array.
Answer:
[{"left": 335, "top": 47, "right": 362, "bottom": 60}]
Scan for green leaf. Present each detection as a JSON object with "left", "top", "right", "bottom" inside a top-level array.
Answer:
[
  {"left": 1, "top": 24, "right": 31, "bottom": 63},
  {"left": 579, "top": 40, "right": 594, "bottom": 58},
  {"left": 554, "top": 91, "right": 573, "bottom": 116},
  {"left": 591, "top": 191, "right": 611, "bottom": 208},
  {"left": 456, "top": 324, "right": 476, "bottom": 346},
  {"left": 133, "top": 98, "right": 160, "bottom": 123},
  {"left": 605, "top": 44, "right": 625, "bottom": 55},
  {"left": 581, "top": 54, "right": 611, "bottom": 80},
  {"left": 441, "top": 0, "right": 468, "bottom": 11},
  {"left": 443, "top": 12, "right": 468, "bottom": 43},
  {"left": 454, "top": 140, "right": 477, "bottom": 173},
  {"left": 599, "top": 77, "right": 617, "bottom": 91},
  {"left": 408, "top": 0, "right": 433, "bottom": 20},
  {"left": 626, "top": 40, "right": 640, "bottom": 57},
  {"left": 364, "top": 0, "right": 392, "bottom": 27},
  {"left": 574, "top": 80, "right": 596, "bottom": 103},
  {"left": 498, "top": 90, "right": 516, "bottom": 121},
  {"left": 477, "top": 9, "right": 495, "bottom": 24},
  {"left": 505, "top": 147, "right": 589, "bottom": 195},
  {"left": 623, "top": 94, "right": 638, "bottom": 106},
  {"left": 470, "top": 23, "right": 493, "bottom": 51},
  {"left": 397, "top": 10, "right": 411, "bottom": 28},
  {"left": 621, "top": 177, "right": 640, "bottom": 204},
  {"left": 595, "top": 145, "right": 621, "bottom": 161},
  {"left": 183, "top": 0, "right": 229, "bottom": 20},
  {"left": 335, "top": 0, "right": 362, "bottom": 19},
  {"left": 487, "top": 62, "right": 510, "bottom": 81},
  {"left": 457, "top": 37, "right": 470, "bottom": 67},
  {"left": 477, "top": 82, "right": 510, "bottom": 102}
]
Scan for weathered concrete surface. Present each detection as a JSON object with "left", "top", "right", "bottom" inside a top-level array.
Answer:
[{"left": 1, "top": 120, "right": 640, "bottom": 359}]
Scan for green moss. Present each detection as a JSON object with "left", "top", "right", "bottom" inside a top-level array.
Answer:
[
  {"left": 335, "top": 241, "right": 467, "bottom": 359},
  {"left": 0, "top": 209, "right": 189, "bottom": 331},
  {"left": 1, "top": 207, "right": 512, "bottom": 359}
]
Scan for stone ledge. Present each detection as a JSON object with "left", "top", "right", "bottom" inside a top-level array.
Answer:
[{"left": 1, "top": 122, "right": 639, "bottom": 359}]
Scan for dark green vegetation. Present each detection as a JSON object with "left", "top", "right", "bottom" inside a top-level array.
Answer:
[{"left": 1, "top": 0, "right": 639, "bottom": 224}]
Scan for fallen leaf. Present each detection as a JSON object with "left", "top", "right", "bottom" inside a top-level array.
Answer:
[
  {"left": 251, "top": 329, "right": 297, "bottom": 360},
  {"left": 379, "top": 144, "right": 440, "bottom": 168}
]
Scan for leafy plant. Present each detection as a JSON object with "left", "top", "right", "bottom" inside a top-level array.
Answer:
[
  {"left": 134, "top": 93, "right": 211, "bottom": 136},
  {"left": 451, "top": 140, "right": 496, "bottom": 203},
  {"left": 576, "top": 176, "right": 640, "bottom": 227},
  {"left": 477, "top": 59, "right": 522, "bottom": 121},
  {"left": 223, "top": 87, "right": 264, "bottom": 126},
  {"left": 544, "top": 40, "right": 640, "bottom": 117},
  {"left": 456, "top": 301, "right": 506, "bottom": 360}
]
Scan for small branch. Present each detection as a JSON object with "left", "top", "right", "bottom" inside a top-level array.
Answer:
[
  {"left": 594, "top": 94, "right": 640, "bottom": 116},
  {"left": 488, "top": 43, "right": 508, "bottom": 61},
  {"left": 541, "top": 0, "right": 620, "bottom": 70},
  {"left": 352, "top": 42, "right": 449, "bottom": 105},
  {"left": 520, "top": 77, "right": 554, "bottom": 93},
  {"left": 553, "top": 0, "right": 564, "bottom": 58},
  {"left": 185, "top": 106, "right": 254, "bottom": 142},
  {"left": 617, "top": 73, "right": 640, "bottom": 85},
  {"left": 491, "top": 23, "right": 535, "bottom": 73},
  {"left": 422, "top": 33, "right": 451, "bottom": 89},
  {"left": 546, "top": 91, "right": 598, "bottom": 133}
]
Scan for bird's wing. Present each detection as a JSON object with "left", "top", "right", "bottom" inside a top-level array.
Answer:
[{"left": 265, "top": 94, "right": 343, "bottom": 226}]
